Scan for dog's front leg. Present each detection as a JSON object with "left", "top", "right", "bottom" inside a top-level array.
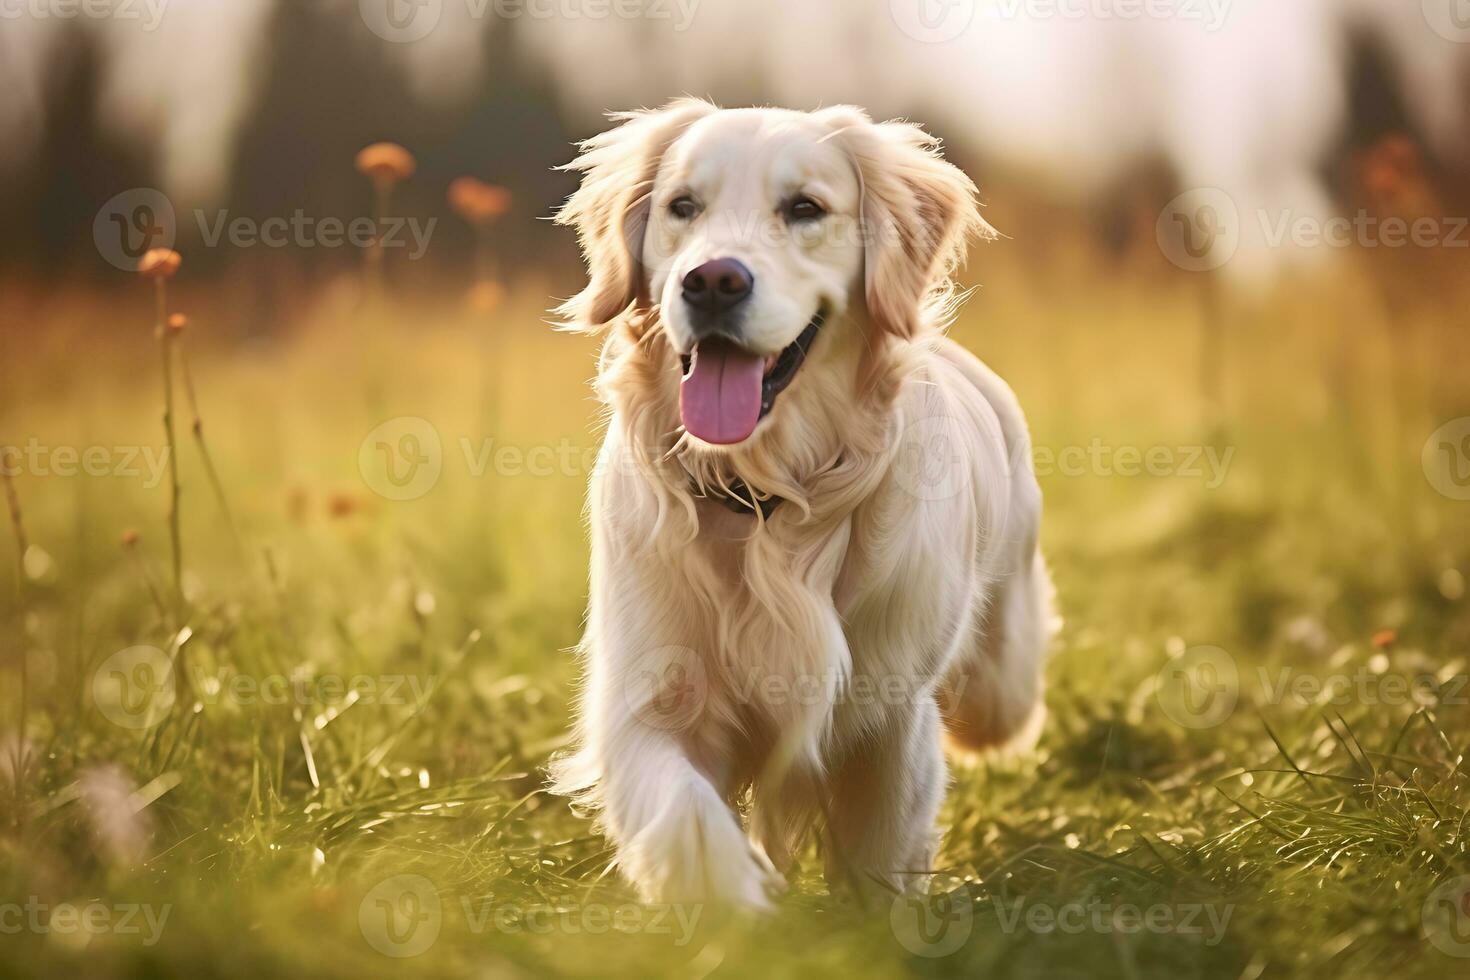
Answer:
[
  {"left": 824, "top": 696, "right": 946, "bottom": 898},
  {"left": 582, "top": 636, "right": 781, "bottom": 908},
  {"left": 591, "top": 688, "right": 778, "bottom": 909},
  {"left": 561, "top": 445, "right": 779, "bottom": 910}
]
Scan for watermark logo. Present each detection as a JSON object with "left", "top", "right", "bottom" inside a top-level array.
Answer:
[
  {"left": 890, "top": 886, "right": 974, "bottom": 957},
  {"left": 1155, "top": 645, "right": 1238, "bottom": 729},
  {"left": 95, "top": 192, "right": 435, "bottom": 263},
  {"left": 1423, "top": 876, "right": 1470, "bottom": 957},
  {"left": 621, "top": 645, "right": 708, "bottom": 733},
  {"left": 992, "top": 896, "right": 1232, "bottom": 945},
  {"left": 1, "top": 440, "right": 171, "bottom": 488},
  {"left": 470, "top": 900, "right": 702, "bottom": 943},
  {"left": 356, "top": 882, "right": 703, "bottom": 954},
  {"left": 0, "top": 0, "right": 170, "bottom": 31},
  {"left": 359, "top": 417, "right": 444, "bottom": 501},
  {"left": 91, "top": 646, "right": 175, "bottom": 731},
  {"left": 893, "top": 414, "right": 969, "bottom": 502},
  {"left": 1424, "top": 0, "right": 1470, "bottom": 43},
  {"left": 360, "top": 0, "right": 442, "bottom": 42},
  {"left": 361, "top": 0, "right": 700, "bottom": 43},
  {"left": 195, "top": 210, "right": 436, "bottom": 259},
  {"left": 1424, "top": 418, "right": 1470, "bottom": 502},
  {"left": 993, "top": 0, "right": 1232, "bottom": 31},
  {"left": 1259, "top": 211, "right": 1468, "bottom": 251},
  {"left": 0, "top": 898, "right": 171, "bottom": 946},
  {"left": 1155, "top": 652, "right": 1468, "bottom": 730},
  {"left": 1160, "top": 189, "right": 1468, "bottom": 271},
  {"left": 94, "top": 188, "right": 176, "bottom": 272},
  {"left": 735, "top": 666, "right": 966, "bottom": 713},
  {"left": 1033, "top": 441, "right": 1234, "bottom": 489},
  {"left": 359, "top": 875, "right": 443, "bottom": 958},
  {"left": 1157, "top": 188, "right": 1240, "bottom": 273},
  {"left": 890, "top": 0, "right": 974, "bottom": 43}
]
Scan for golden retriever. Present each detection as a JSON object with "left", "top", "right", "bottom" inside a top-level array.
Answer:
[{"left": 550, "top": 100, "right": 1053, "bottom": 909}]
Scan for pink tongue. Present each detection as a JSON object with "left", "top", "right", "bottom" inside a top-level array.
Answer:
[{"left": 679, "top": 340, "right": 765, "bottom": 445}]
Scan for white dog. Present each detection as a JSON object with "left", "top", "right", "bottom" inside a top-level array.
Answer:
[{"left": 551, "top": 101, "right": 1053, "bottom": 909}]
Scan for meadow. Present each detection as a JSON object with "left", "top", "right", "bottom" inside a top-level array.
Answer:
[{"left": 1, "top": 236, "right": 1468, "bottom": 979}]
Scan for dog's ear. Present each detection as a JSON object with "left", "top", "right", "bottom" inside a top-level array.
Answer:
[
  {"left": 554, "top": 99, "right": 717, "bottom": 332},
  {"left": 820, "top": 107, "right": 993, "bottom": 342}
]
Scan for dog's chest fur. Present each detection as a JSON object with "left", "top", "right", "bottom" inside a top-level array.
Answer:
[{"left": 681, "top": 478, "right": 984, "bottom": 772}]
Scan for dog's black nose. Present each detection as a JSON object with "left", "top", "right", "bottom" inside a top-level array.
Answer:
[{"left": 682, "top": 258, "right": 754, "bottom": 316}]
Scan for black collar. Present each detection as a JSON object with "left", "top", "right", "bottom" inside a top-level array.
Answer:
[
  {"left": 688, "top": 451, "right": 848, "bottom": 520},
  {"left": 694, "top": 477, "right": 784, "bottom": 519}
]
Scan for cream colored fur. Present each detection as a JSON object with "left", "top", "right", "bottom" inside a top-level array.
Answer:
[{"left": 550, "top": 100, "right": 1053, "bottom": 909}]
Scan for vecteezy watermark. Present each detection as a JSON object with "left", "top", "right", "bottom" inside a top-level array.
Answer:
[
  {"left": 1257, "top": 211, "right": 1470, "bottom": 252},
  {"left": 466, "top": 898, "right": 702, "bottom": 945},
  {"left": 1423, "top": 0, "right": 1470, "bottom": 44},
  {"left": 357, "top": 418, "right": 616, "bottom": 502},
  {"left": 1424, "top": 418, "right": 1470, "bottom": 502},
  {"left": 992, "top": 896, "right": 1233, "bottom": 946},
  {"left": 891, "top": 414, "right": 974, "bottom": 503},
  {"left": 357, "top": 875, "right": 702, "bottom": 958},
  {"left": 0, "top": 898, "right": 171, "bottom": 946},
  {"left": 91, "top": 646, "right": 176, "bottom": 731},
  {"left": 1155, "top": 646, "right": 1239, "bottom": 730},
  {"left": 1423, "top": 876, "right": 1470, "bottom": 958},
  {"left": 360, "top": 875, "right": 442, "bottom": 958},
  {"left": 359, "top": 417, "right": 445, "bottom": 502},
  {"left": 0, "top": 0, "right": 169, "bottom": 30},
  {"left": 1158, "top": 188, "right": 1470, "bottom": 272},
  {"left": 90, "top": 645, "right": 438, "bottom": 731},
  {"left": 1254, "top": 666, "right": 1470, "bottom": 710},
  {"left": 359, "top": 0, "right": 700, "bottom": 44},
  {"left": 195, "top": 210, "right": 436, "bottom": 260},
  {"left": 1, "top": 440, "right": 170, "bottom": 489},
  {"left": 93, "top": 190, "right": 436, "bottom": 269},
  {"left": 1033, "top": 441, "right": 1235, "bottom": 489},
  {"left": 992, "top": 0, "right": 1231, "bottom": 31},
  {"left": 738, "top": 668, "right": 975, "bottom": 716},
  {"left": 890, "top": 0, "right": 975, "bottom": 43},
  {"left": 619, "top": 650, "right": 978, "bottom": 735},
  {"left": 890, "top": 886, "right": 1232, "bottom": 956},
  {"left": 356, "top": 419, "right": 1234, "bottom": 504},
  {"left": 890, "top": 884, "right": 975, "bottom": 957},
  {"left": 621, "top": 645, "right": 709, "bottom": 733},
  {"left": 1155, "top": 645, "right": 1470, "bottom": 730},
  {"left": 95, "top": 188, "right": 177, "bottom": 272},
  {"left": 1156, "top": 188, "right": 1241, "bottom": 273},
  {"left": 890, "top": 423, "right": 1235, "bottom": 502}
]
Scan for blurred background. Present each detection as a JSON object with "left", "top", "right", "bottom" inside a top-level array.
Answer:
[
  {"left": 2, "top": 0, "right": 1464, "bottom": 546},
  {"left": 2, "top": 0, "right": 1468, "bottom": 287},
  {"left": 2, "top": 2, "right": 1469, "bottom": 977}
]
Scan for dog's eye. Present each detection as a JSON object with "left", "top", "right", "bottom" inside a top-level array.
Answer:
[
  {"left": 668, "top": 196, "right": 700, "bottom": 220},
  {"left": 785, "top": 197, "right": 825, "bottom": 223}
]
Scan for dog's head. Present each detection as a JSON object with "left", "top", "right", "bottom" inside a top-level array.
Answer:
[{"left": 557, "top": 100, "right": 988, "bottom": 449}]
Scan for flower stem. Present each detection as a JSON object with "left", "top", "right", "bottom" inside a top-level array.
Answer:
[
  {"left": 1, "top": 459, "right": 28, "bottom": 820},
  {"left": 156, "top": 280, "right": 183, "bottom": 612},
  {"left": 125, "top": 544, "right": 170, "bottom": 624},
  {"left": 178, "top": 334, "right": 245, "bottom": 559},
  {"left": 476, "top": 225, "right": 493, "bottom": 282},
  {"left": 0, "top": 458, "right": 24, "bottom": 587},
  {"left": 367, "top": 180, "right": 390, "bottom": 298}
]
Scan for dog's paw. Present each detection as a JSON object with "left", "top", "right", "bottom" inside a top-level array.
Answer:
[{"left": 621, "top": 775, "right": 782, "bottom": 911}]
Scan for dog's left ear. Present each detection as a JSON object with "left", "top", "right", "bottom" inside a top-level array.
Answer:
[
  {"left": 820, "top": 107, "right": 993, "bottom": 342},
  {"left": 554, "top": 99, "right": 717, "bottom": 332}
]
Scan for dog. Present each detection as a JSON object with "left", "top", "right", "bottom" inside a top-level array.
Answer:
[{"left": 550, "top": 100, "right": 1053, "bottom": 909}]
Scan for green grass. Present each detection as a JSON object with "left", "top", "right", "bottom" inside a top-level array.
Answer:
[{"left": 1, "top": 261, "right": 1468, "bottom": 979}]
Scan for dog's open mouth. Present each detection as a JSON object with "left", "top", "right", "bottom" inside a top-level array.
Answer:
[{"left": 678, "top": 311, "right": 824, "bottom": 445}]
